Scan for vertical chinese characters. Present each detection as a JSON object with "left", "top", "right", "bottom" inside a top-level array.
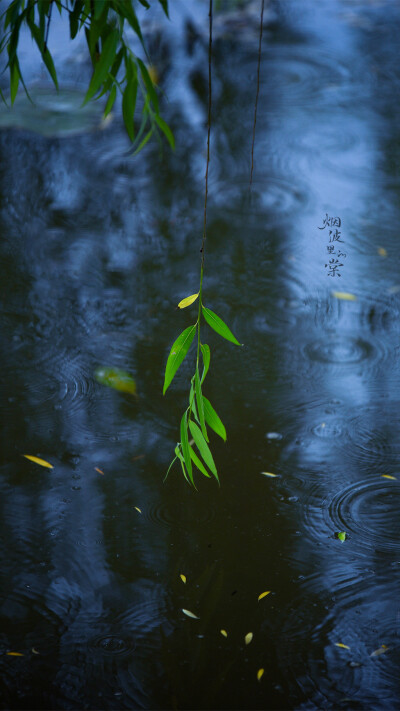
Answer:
[{"left": 319, "top": 214, "right": 346, "bottom": 277}]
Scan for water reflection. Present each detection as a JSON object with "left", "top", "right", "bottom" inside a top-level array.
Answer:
[{"left": 1, "top": 0, "right": 400, "bottom": 708}]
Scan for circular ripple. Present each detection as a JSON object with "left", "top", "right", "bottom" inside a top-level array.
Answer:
[
  {"left": 304, "top": 336, "right": 374, "bottom": 365},
  {"left": 329, "top": 479, "right": 400, "bottom": 553},
  {"left": 145, "top": 496, "right": 217, "bottom": 530},
  {"left": 88, "top": 634, "right": 134, "bottom": 656},
  {"left": 346, "top": 404, "right": 400, "bottom": 472}
]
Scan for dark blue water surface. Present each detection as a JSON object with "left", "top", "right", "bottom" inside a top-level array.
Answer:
[{"left": 0, "top": 0, "right": 400, "bottom": 708}]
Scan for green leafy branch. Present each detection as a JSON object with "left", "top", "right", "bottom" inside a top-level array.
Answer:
[
  {"left": 163, "top": 294, "right": 242, "bottom": 488},
  {"left": 0, "top": 0, "right": 174, "bottom": 151}
]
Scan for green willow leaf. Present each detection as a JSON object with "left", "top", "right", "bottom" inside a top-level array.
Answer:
[
  {"left": 104, "top": 83, "right": 116, "bottom": 116},
  {"left": 26, "top": 18, "right": 58, "bottom": 89},
  {"left": 163, "top": 324, "right": 196, "bottom": 395},
  {"left": 190, "top": 445, "right": 211, "bottom": 478},
  {"left": 175, "top": 445, "right": 190, "bottom": 486},
  {"left": 137, "top": 57, "right": 159, "bottom": 113},
  {"left": 154, "top": 114, "right": 175, "bottom": 149},
  {"left": 122, "top": 58, "right": 137, "bottom": 141},
  {"left": 180, "top": 412, "right": 194, "bottom": 486},
  {"left": 163, "top": 454, "right": 177, "bottom": 483},
  {"left": 189, "top": 420, "right": 219, "bottom": 483},
  {"left": 189, "top": 381, "right": 199, "bottom": 422},
  {"left": 9, "top": 59, "right": 20, "bottom": 104},
  {"left": 131, "top": 127, "right": 153, "bottom": 156},
  {"left": 202, "top": 306, "right": 242, "bottom": 346},
  {"left": 200, "top": 343, "right": 210, "bottom": 384},
  {"left": 69, "top": 0, "right": 83, "bottom": 39},
  {"left": 203, "top": 396, "right": 227, "bottom": 441},
  {"left": 195, "top": 367, "right": 208, "bottom": 442},
  {"left": 83, "top": 27, "right": 119, "bottom": 105}
]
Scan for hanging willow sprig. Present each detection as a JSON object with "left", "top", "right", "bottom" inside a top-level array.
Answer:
[{"left": 163, "top": 0, "right": 242, "bottom": 488}]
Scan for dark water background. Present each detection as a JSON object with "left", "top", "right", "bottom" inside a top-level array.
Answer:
[{"left": 1, "top": 0, "right": 400, "bottom": 708}]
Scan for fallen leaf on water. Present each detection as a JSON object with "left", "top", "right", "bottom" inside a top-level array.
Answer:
[
  {"left": 335, "top": 643, "right": 351, "bottom": 650},
  {"left": 331, "top": 291, "right": 357, "bottom": 301},
  {"left": 95, "top": 467, "right": 104, "bottom": 475},
  {"left": 381, "top": 475, "right": 397, "bottom": 480},
  {"left": 245, "top": 632, "right": 253, "bottom": 645},
  {"left": 31, "top": 648, "right": 40, "bottom": 655},
  {"left": 257, "top": 668, "right": 264, "bottom": 681},
  {"left": 95, "top": 367, "right": 137, "bottom": 395},
  {"left": 258, "top": 591, "right": 271, "bottom": 602},
  {"left": 371, "top": 644, "right": 389, "bottom": 657},
  {"left": 336, "top": 531, "right": 346, "bottom": 542},
  {"left": 134, "top": 507, "right": 142, "bottom": 514},
  {"left": 220, "top": 629, "right": 228, "bottom": 638},
  {"left": 378, "top": 247, "right": 387, "bottom": 257},
  {"left": 178, "top": 293, "right": 199, "bottom": 309},
  {"left": 23, "top": 455, "right": 53, "bottom": 469},
  {"left": 7, "top": 652, "right": 24, "bottom": 657},
  {"left": 261, "top": 472, "right": 278, "bottom": 478},
  {"left": 182, "top": 609, "right": 199, "bottom": 619},
  {"left": 132, "top": 454, "right": 145, "bottom": 461},
  {"left": 180, "top": 574, "right": 187, "bottom": 584}
]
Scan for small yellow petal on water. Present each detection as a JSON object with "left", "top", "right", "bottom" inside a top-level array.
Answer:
[
  {"left": 182, "top": 609, "right": 199, "bottom": 619},
  {"left": 245, "top": 632, "right": 253, "bottom": 645},
  {"left": 23, "top": 455, "right": 53, "bottom": 469},
  {"left": 95, "top": 467, "right": 104, "bottom": 475},
  {"left": 257, "top": 668, "right": 264, "bottom": 681},
  {"left": 378, "top": 247, "right": 387, "bottom": 257},
  {"left": 177, "top": 293, "right": 199, "bottom": 309},
  {"left": 335, "top": 643, "right": 350, "bottom": 650},
  {"left": 371, "top": 644, "right": 389, "bottom": 657},
  {"left": 258, "top": 591, "right": 271, "bottom": 602},
  {"left": 331, "top": 291, "right": 357, "bottom": 301},
  {"left": 381, "top": 475, "right": 397, "bottom": 480},
  {"left": 134, "top": 507, "right": 142, "bottom": 513},
  {"left": 7, "top": 652, "right": 24, "bottom": 656},
  {"left": 180, "top": 574, "right": 187, "bottom": 584},
  {"left": 261, "top": 472, "right": 278, "bottom": 478},
  {"left": 220, "top": 629, "right": 228, "bottom": 638}
]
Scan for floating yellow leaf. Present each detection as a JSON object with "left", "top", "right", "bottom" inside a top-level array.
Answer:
[
  {"left": 134, "top": 507, "right": 142, "bottom": 514},
  {"left": 381, "top": 475, "right": 397, "bottom": 480},
  {"left": 257, "top": 668, "right": 264, "bottom": 681},
  {"left": 331, "top": 291, "right": 357, "bottom": 301},
  {"left": 261, "top": 472, "right": 278, "bottom": 478},
  {"left": 95, "top": 467, "right": 104, "bottom": 475},
  {"left": 371, "top": 644, "right": 389, "bottom": 657},
  {"left": 177, "top": 293, "right": 199, "bottom": 309},
  {"left": 220, "top": 629, "right": 228, "bottom": 638},
  {"left": 31, "top": 648, "right": 40, "bottom": 655},
  {"left": 258, "top": 591, "right": 271, "bottom": 602},
  {"left": 180, "top": 574, "right": 187, "bottom": 584},
  {"left": 7, "top": 652, "right": 24, "bottom": 657},
  {"left": 335, "top": 643, "right": 350, "bottom": 650},
  {"left": 23, "top": 455, "right": 53, "bottom": 469},
  {"left": 245, "top": 632, "right": 253, "bottom": 645},
  {"left": 182, "top": 609, "right": 199, "bottom": 619},
  {"left": 378, "top": 247, "right": 387, "bottom": 257},
  {"left": 95, "top": 367, "right": 136, "bottom": 395}
]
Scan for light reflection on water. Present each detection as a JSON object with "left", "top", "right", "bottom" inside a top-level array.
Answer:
[{"left": 0, "top": 0, "right": 400, "bottom": 708}]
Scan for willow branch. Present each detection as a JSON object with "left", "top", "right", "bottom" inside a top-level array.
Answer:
[{"left": 250, "top": 0, "right": 264, "bottom": 187}]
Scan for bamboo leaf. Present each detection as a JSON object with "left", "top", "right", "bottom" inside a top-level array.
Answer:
[
  {"left": 163, "top": 325, "right": 196, "bottom": 395},
  {"left": 203, "top": 396, "right": 226, "bottom": 441},
  {"left": 189, "top": 445, "right": 211, "bottom": 478},
  {"left": 177, "top": 293, "right": 198, "bottom": 309},
  {"left": 83, "top": 28, "right": 119, "bottom": 105},
  {"left": 180, "top": 412, "right": 194, "bottom": 486},
  {"left": 202, "top": 306, "right": 242, "bottom": 346},
  {"left": 188, "top": 420, "right": 218, "bottom": 482},
  {"left": 23, "top": 455, "right": 53, "bottom": 469},
  {"left": 200, "top": 343, "right": 210, "bottom": 384},
  {"left": 195, "top": 368, "right": 208, "bottom": 442}
]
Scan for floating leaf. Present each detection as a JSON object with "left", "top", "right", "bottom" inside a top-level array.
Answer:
[
  {"left": 202, "top": 306, "right": 242, "bottom": 346},
  {"left": 258, "top": 591, "right": 271, "bottom": 602},
  {"left": 378, "top": 247, "right": 387, "bottom": 257},
  {"left": 371, "top": 644, "right": 389, "bottom": 657},
  {"left": 245, "top": 632, "right": 253, "bottom": 645},
  {"left": 335, "top": 643, "right": 350, "bottom": 650},
  {"left": 331, "top": 292, "right": 357, "bottom": 301},
  {"left": 336, "top": 531, "right": 346, "bottom": 542},
  {"left": 261, "top": 471, "right": 278, "bottom": 478},
  {"left": 180, "top": 574, "right": 186, "bottom": 584},
  {"left": 95, "top": 367, "right": 136, "bottom": 395},
  {"left": 163, "top": 325, "right": 196, "bottom": 395},
  {"left": 7, "top": 652, "right": 24, "bottom": 656},
  {"left": 178, "top": 293, "right": 199, "bottom": 309},
  {"left": 134, "top": 507, "right": 142, "bottom": 513},
  {"left": 381, "top": 475, "right": 397, "bottom": 480},
  {"left": 257, "top": 668, "right": 264, "bottom": 681},
  {"left": 23, "top": 455, "right": 53, "bottom": 469},
  {"left": 182, "top": 609, "right": 199, "bottom": 619},
  {"left": 31, "top": 648, "right": 40, "bottom": 655},
  {"left": 95, "top": 467, "right": 104, "bottom": 475},
  {"left": 220, "top": 629, "right": 228, "bottom": 638}
]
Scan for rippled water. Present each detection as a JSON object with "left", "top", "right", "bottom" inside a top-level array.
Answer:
[{"left": 1, "top": 0, "right": 400, "bottom": 708}]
